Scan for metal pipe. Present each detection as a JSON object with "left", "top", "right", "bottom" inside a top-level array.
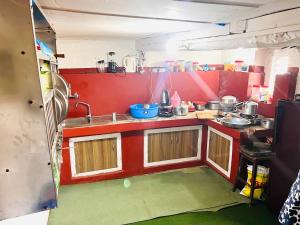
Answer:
[{"left": 75, "top": 101, "right": 92, "bottom": 123}]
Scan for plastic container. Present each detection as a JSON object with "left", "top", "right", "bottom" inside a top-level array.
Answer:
[
  {"left": 171, "top": 91, "right": 181, "bottom": 107},
  {"left": 176, "top": 60, "right": 185, "bottom": 72},
  {"left": 185, "top": 61, "right": 193, "bottom": 72},
  {"left": 192, "top": 62, "right": 199, "bottom": 71},
  {"left": 250, "top": 85, "right": 260, "bottom": 101},
  {"left": 130, "top": 104, "right": 159, "bottom": 119},
  {"left": 234, "top": 60, "right": 244, "bottom": 72},
  {"left": 164, "top": 60, "right": 175, "bottom": 72}
]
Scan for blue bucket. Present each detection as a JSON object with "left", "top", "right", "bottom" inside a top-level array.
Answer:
[{"left": 130, "top": 104, "right": 159, "bottom": 119}]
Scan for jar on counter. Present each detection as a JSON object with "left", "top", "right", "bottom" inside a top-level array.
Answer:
[
  {"left": 185, "top": 61, "right": 193, "bottom": 72},
  {"left": 192, "top": 62, "right": 199, "bottom": 71},
  {"left": 164, "top": 60, "right": 175, "bottom": 72},
  {"left": 234, "top": 60, "right": 244, "bottom": 72},
  {"left": 97, "top": 60, "right": 105, "bottom": 73},
  {"left": 176, "top": 60, "right": 185, "bottom": 72}
]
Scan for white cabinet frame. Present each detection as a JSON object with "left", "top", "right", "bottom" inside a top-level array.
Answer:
[
  {"left": 69, "top": 133, "right": 122, "bottom": 177},
  {"left": 206, "top": 126, "right": 233, "bottom": 178},
  {"left": 144, "top": 126, "right": 202, "bottom": 167}
]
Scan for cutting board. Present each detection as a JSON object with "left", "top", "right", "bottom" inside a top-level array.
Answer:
[{"left": 196, "top": 110, "right": 218, "bottom": 120}]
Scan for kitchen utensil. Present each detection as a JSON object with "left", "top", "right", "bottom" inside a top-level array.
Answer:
[
  {"left": 219, "top": 96, "right": 237, "bottom": 112},
  {"left": 193, "top": 101, "right": 206, "bottom": 111},
  {"left": 175, "top": 103, "right": 188, "bottom": 116},
  {"left": 96, "top": 60, "right": 105, "bottom": 73},
  {"left": 161, "top": 90, "right": 170, "bottom": 106},
  {"left": 130, "top": 104, "right": 158, "bottom": 119},
  {"left": 188, "top": 105, "right": 196, "bottom": 112},
  {"left": 107, "top": 52, "right": 117, "bottom": 73},
  {"left": 187, "top": 101, "right": 195, "bottom": 112},
  {"left": 220, "top": 96, "right": 237, "bottom": 107},
  {"left": 122, "top": 55, "right": 137, "bottom": 73},
  {"left": 54, "top": 88, "right": 69, "bottom": 123},
  {"left": 218, "top": 117, "right": 251, "bottom": 129},
  {"left": 171, "top": 91, "right": 181, "bottom": 107},
  {"left": 158, "top": 105, "right": 173, "bottom": 117},
  {"left": 241, "top": 101, "right": 258, "bottom": 116},
  {"left": 260, "top": 118, "right": 274, "bottom": 129},
  {"left": 54, "top": 97, "right": 63, "bottom": 123},
  {"left": 196, "top": 111, "right": 217, "bottom": 120},
  {"left": 295, "top": 94, "right": 300, "bottom": 101},
  {"left": 206, "top": 100, "right": 220, "bottom": 110},
  {"left": 53, "top": 73, "right": 70, "bottom": 98},
  {"left": 158, "top": 90, "right": 174, "bottom": 117}
]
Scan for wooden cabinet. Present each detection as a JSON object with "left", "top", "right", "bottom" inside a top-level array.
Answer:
[
  {"left": 69, "top": 133, "right": 122, "bottom": 177},
  {"left": 206, "top": 127, "right": 233, "bottom": 178},
  {"left": 144, "top": 126, "right": 202, "bottom": 167}
]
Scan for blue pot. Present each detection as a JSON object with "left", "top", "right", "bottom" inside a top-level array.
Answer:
[{"left": 130, "top": 104, "right": 159, "bottom": 119}]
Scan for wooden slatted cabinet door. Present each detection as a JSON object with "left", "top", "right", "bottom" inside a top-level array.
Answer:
[
  {"left": 207, "top": 127, "right": 232, "bottom": 177},
  {"left": 176, "top": 129, "right": 199, "bottom": 158},
  {"left": 74, "top": 137, "right": 117, "bottom": 174},
  {"left": 148, "top": 132, "right": 174, "bottom": 162},
  {"left": 146, "top": 126, "right": 202, "bottom": 167}
]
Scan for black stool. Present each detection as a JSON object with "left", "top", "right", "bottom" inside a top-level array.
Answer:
[{"left": 233, "top": 145, "right": 275, "bottom": 206}]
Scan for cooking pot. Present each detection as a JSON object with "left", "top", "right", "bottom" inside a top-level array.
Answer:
[
  {"left": 236, "top": 101, "right": 258, "bottom": 116},
  {"left": 260, "top": 118, "right": 274, "bottom": 129},
  {"left": 206, "top": 100, "right": 220, "bottom": 110},
  {"left": 220, "top": 96, "right": 237, "bottom": 112},
  {"left": 193, "top": 101, "right": 206, "bottom": 111},
  {"left": 221, "top": 96, "right": 237, "bottom": 106},
  {"left": 175, "top": 104, "right": 188, "bottom": 116}
]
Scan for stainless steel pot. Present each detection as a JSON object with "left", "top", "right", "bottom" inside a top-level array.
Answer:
[
  {"left": 241, "top": 101, "right": 258, "bottom": 116},
  {"left": 193, "top": 101, "right": 206, "bottom": 111},
  {"left": 206, "top": 101, "right": 220, "bottom": 110},
  {"left": 221, "top": 96, "right": 237, "bottom": 105},
  {"left": 175, "top": 104, "right": 188, "bottom": 116},
  {"left": 260, "top": 118, "right": 274, "bottom": 129}
]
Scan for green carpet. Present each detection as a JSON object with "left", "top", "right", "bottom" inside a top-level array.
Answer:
[
  {"left": 130, "top": 203, "right": 280, "bottom": 225},
  {"left": 48, "top": 167, "right": 248, "bottom": 225}
]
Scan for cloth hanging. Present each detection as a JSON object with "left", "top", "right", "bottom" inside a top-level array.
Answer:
[{"left": 279, "top": 170, "right": 300, "bottom": 225}]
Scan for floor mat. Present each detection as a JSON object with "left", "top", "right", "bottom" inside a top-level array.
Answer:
[
  {"left": 48, "top": 167, "right": 248, "bottom": 225},
  {"left": 129, "top": 203, "right": 280, "bottom": 225}
]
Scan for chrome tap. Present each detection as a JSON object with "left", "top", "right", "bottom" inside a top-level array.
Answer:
[{"left": 75, "top": 101, "right": 92, "bottom": 123}]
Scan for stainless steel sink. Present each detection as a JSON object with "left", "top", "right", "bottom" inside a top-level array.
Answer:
[{"left": 62, "top": 114, "right": 130, "bottom": 128}]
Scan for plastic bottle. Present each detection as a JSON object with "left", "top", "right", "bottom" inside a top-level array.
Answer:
[{"left": 171, "top": 91, "right": 181, "bottom": 107}]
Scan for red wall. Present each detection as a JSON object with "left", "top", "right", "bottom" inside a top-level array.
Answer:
[
  {"left": 61, "top": 68, "right": 267, "bottom": 118},
  {"left": 62, "top": 71, "right": 221, "bottom": 117}
]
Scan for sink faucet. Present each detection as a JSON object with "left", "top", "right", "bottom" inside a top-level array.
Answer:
[{"left": 75, "top": 101, "right": 92, "bottom": 123}]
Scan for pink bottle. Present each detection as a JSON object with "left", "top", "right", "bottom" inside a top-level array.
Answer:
[{"left": 171, "top": 91, "right": 181, "bottom": 107}]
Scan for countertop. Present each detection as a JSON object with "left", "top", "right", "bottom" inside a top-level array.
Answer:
[{"left": 62, "top": 112, "right": 272, "bottom": 139}]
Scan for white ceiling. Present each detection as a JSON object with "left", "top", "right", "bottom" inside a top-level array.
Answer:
[{"left": 37, "top": 0, "right": 282, "bottom": 39}]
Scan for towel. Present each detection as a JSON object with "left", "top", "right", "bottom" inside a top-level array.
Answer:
[{"left": 279, "top": 170, "right": 300, "bottom": 225}]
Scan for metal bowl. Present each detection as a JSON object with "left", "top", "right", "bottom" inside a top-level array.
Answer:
[{"left": 219, "top": 117, "right": 251, "bottom": 129}]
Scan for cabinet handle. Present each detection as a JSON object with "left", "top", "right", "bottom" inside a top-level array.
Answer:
[{"left": 112, "top": 143, "right": 115, "bottom": 151}]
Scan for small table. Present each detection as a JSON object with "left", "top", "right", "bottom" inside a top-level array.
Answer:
[{"left": 233, "top": 145, "right": 275, "bottom": 206}]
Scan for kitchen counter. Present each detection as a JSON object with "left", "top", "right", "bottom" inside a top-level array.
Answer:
[
  {"left": 62, "top": 111, "right": 272, "bottom": 139},
  {"left": 62, "top": 112, "right": 203, "bottom": 138}
]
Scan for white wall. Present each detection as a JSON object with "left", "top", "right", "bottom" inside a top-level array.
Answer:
[
  {"left": 56, "top": 38, "right": 136, "bottom": 68},
  {"left": 255, "top": 48, "right": 300, "bottom": 94},
  {"left": 56, "top": 37, "right": 299, "bottom": 94},
  {"left": 143, "top": 50, "right": 223, "bottom": 67},
  {"left": 56, "top": 37, "right": 256, "bottom": 69},
  {"left": 143, "top": 48, "right": 256, "bottom": 67}
]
